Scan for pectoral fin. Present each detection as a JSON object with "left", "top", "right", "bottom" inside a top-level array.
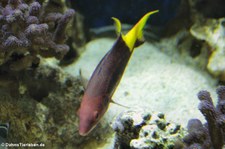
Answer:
[
  {"left": 79, "top": 69, "right": 88, "bottom": 91},
  {"left": 111, "top": 99, "right": 129, "bottom": 108}
]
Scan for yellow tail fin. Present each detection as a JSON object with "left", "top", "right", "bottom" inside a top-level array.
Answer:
[{"left": 112, "top": 10, "right": 159, "bottom": 51}]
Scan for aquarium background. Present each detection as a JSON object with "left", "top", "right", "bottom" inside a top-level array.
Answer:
[
  {"left": 1, "top": 0, "right": 225, "bottom": 148},
  {"left": 71, "top": 0, "right": 181, "bottom": 27}
]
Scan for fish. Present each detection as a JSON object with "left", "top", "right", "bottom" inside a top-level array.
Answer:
[{"left": 77, "top": 10, "right": 159, "bottom": 136}]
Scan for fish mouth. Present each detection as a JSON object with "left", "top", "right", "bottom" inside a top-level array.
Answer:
[
  {"left": 79, "top": 128, "right": 91, "bottom": 136},
  {"left": 79, "top": 124, "right": 97, "bottom": 136},
  {"left": 79, "top": 131, "right": 88, "bottom": 136}
]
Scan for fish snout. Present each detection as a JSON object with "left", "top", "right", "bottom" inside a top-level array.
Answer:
[
  {"left": 78, "top": 119, "right": 89, "bottom": 136},
  {"left": 79, "top": 130, "right": 89, "bottom": 136},
  {"left": 78, "top": 125, "right": 93, "bottom": 136},
  {"left": 78, "top": 120, "right": 97, "bottom": 136}
]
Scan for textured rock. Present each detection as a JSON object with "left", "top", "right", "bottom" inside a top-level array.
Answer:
[
  {"left": 112, "top": 109, "right": 187, "bottom": 149},
  {"left": 190, "top": 18, "right": 225, "bottom": 80}
]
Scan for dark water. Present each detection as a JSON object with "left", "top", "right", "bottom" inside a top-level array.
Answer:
[{"left": 70, "top": 0, "right": 181, "bottom": 28}]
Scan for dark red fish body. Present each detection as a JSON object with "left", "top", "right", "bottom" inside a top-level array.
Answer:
[
  {"left": 78, "top": 36, "right": 132, "bottom": 136},
  {"left": 86, "top": 36, "right": 131, "bottom": 99}
]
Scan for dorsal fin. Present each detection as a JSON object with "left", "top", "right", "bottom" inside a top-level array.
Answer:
[{"left": 112, "top": 17, "right": 122, "bottom": 36}]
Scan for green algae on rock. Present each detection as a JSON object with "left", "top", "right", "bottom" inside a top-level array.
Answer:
[
  {"left": 0, "top": 59, "right": 114, "bottom": 148},
  {"left": 0, "top": 61, "right": 82, "bottom": 147}
]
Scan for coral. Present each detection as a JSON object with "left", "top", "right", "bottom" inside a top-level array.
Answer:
[
  {"left": 182, "top": 119, "right": 211, "bottom": 148},
  {"left": 179, "top": 86, "right": 225, "bottom": 149},
  {"left": 112, "top": 109, "right": 187, "bottom": 149},
  {"left": 0, "top": 0, "right": 75, "bottom": 71},
  {"left": 190, "top": 18, "right": 225, "bottom": 80}
]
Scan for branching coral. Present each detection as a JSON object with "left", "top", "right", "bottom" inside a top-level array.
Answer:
[
  {"left": 0, "top": 0, "right": 75, "bottom": 71},
  {"left": 180, "top": 86, "right": 225, "bottom": 149}
]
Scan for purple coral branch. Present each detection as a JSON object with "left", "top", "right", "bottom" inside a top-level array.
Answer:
[
  {"left": 216, "top": 86, "right": 225, "bottom": 114},
  {"left": 53, "top": 9, "right": 75, "bottom": 44},
  {"left": 181, "top": 87, "right": 225, "bottom": 149},
  {"left": 25, "top": 24, "right": 48, "bottom": 36},
  {"left": 197, "top": 89, "right": 224, "bottom": 149},
  {"left": 29, "top": 2, "right": 41, "bottom": 16},
  {"left": 0, "top": 0, "right": 75, "bottom": 71},
  {"left": 216, "top": 86, "right": 225, "bottom": 135},
  {"left": 183, "top": 119, "right": 209, "bottom": 146}
]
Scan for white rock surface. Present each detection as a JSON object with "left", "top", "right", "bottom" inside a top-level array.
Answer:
[
  {"left": 64, "top": 36, "right": 217, "bottom": 128},
  {"left": 190, "top": 18, "right": 225, "bottom": 80}
]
